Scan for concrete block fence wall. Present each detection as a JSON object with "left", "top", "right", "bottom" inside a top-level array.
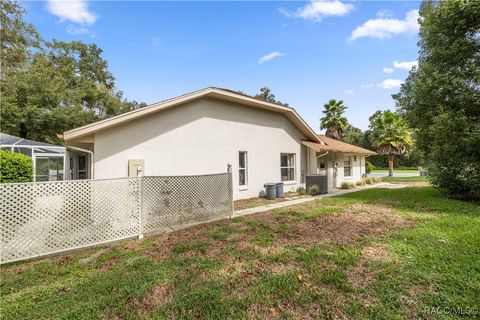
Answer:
[{"left": 0, "top": 173, "right": 233, "bottom": 264}]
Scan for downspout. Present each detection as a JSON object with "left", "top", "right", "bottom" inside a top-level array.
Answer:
[
  {"left": 63, "top": 143, "right": 95, "bottom": 180},
  {"left": 306, "top": 147, "right": 310, "bottom": 185},
  {"left": 334, "top": 153, "right": 337, "bottom": 188},
  {"left": 315, "top": 151, "right": 328, "bottom": 175},
  {"left": 316, "top": 151, "right": 329, "bottom": 159}
]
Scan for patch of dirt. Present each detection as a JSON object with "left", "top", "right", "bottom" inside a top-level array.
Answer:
[
  {"left": 362, "top": 245, "right": 391, "bottom": 262},
  {"left": 98, "top": 256, "right": 123, "bottom": 272},
  {"left": 114, "top": 201, "right": 414, "bottom": 317},
  {"left": 1, "top": 258, "right": 47, "bottom": 276},
  {"left": 255, "top": 245, "right": 286, "bottom": 256},
  {"left": 101, "top": 282, "right": 174, "bottom": 320},
  {"left": 346, "top": 259, "right": 381, "bottom": 289},
  {"left": 273, "top": 203, "right": 411, "bottom": 247},
  {"left": 144, "top": 220, "right": 230, "bottom": 261},
  {"left": 131, "top": 282, "right": 173, "bottom": 317},
  {"left": 246, "top": 288, "right": 350, "bottom": 320},
  {"left": 56, "top": 255, "right": 74, "bottom": 265},
  {"left": 346, "top": 244, "right": 392, "bottom": 292},
  {"left": 268, "top": 263, "right": 300, "bottom": 275},
  {"left": 79, "top": 248, "right": 111, "bottom": 265},
  {"left": 140, "top": 202, "right": 411, "bottom": 266}
]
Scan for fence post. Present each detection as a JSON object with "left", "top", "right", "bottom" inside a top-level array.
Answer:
[
  {"left": 138, "top": 175, "right": 144, "bottom": 239},
  {"left": 227, "top": 164, "right": 234, "bottom": 218}
]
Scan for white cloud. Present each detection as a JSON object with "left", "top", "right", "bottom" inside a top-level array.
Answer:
[
  {"left": 383, "top": 67, "right": 394, "bottom": 73},
  {"left": 376, "top": 9, "right": 394, "bottom": 18},
  {"left": 66, "top": 25, "right": 96, "bottom": 38},
  {"left": 349, "top": 9, "right": 419, "bottom": 41},
  {"left": 258, "top": 51, "right": 285, "bottom": 64},
  {"left": 343, "top": 89, "right": 354, "bottom": 95},
  {"left": 378, "top": 79, "right": 404, "bottom": 89},
  {"left": 47, "top": 0, "right": 97, "bottom": 25},
  {"left": 361, "top": 84, "right": 374, "bottom": 89},
  {"left": 66, "top": 25, "right": 89, "bottom": 35},
  {"left": 393, "top": 60, "right": 418, "bottom": 70},
  {"left": 281, "top": 0, "right": 354, "bottom": 22}
]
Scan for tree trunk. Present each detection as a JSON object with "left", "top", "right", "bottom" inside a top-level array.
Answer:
[
  {"left": 388, "top": 154, "right": 394, "bottom": 177},
  {"left": 19, "top": 122, "right": 28, "bottom": 139}
]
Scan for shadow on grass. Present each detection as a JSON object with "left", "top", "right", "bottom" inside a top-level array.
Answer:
[
  {"left": 332, "top": 187, "right": 480, "bottom": 319},
  {"left": 335, "top": 186, "right": 479, "bottom": 216}
]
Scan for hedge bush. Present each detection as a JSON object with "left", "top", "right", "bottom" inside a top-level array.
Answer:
[
  {"left": 0, "top": 149, "right": 33, "bottom": 183},
  {"left": 355, "top": 180, "right": 365, "bottom": 187},
  {"left": 307, "top": 185, "right": 320, "bottom": 196},
  {"left": 296, "top": 187, "right": 307, "bottom": 196},
  {"left": 365, "top": 160, "right": 376, "bottom": 174},
  {"left": 341, "top": 182, "right": 355, "bottom": 189}
]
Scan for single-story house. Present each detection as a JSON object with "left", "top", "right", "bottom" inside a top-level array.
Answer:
[
  {"left": 60, "top": 87, "right": 376, "bottom": 200},
  {"left": 0, "top": 133, "right": 67, "bottom": 182}
]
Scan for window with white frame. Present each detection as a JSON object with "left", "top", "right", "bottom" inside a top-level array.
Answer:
[
  {"left": 344, "top": 157, "right": 352, "bottom": 177},
  {"left": 280, "top": 153, "right": 295, "bottom": 181},
  {"left": 239, "top": 151, "right": 247, "bottom": 186}
]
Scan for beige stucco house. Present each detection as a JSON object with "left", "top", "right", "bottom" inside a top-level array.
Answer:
[{"left": 60, "top": 87, "right": 376, "bottom": 200}]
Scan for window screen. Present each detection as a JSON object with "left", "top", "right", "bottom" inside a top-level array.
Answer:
[
  {"left": 280, "top": 153, "right": 295, "bottom": 181},
  {"left": 239, "top": 151, "right": 247, "bottom": 186},
  {"left": 344, "top": 157, "right": 352, "bottom": 177}
]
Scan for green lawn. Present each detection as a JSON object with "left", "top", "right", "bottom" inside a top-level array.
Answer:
[
  {"left": 381, "top": 175, "right": 428, "bottom": 184},
  {"left": 1, "top": 185, "right": 479, "bottom": 319}
]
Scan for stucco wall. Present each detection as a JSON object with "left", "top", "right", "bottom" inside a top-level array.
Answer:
[
  {"left": 93, "top": 97, "right": 307, "bottom": 200},
  {"left": 332, "top": 153, "right": 365, "bottom": 187},
  {"left": 306, "top": 148, "right": 365, "bottom": 189}
]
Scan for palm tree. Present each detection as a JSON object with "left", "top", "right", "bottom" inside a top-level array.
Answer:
[
  {"left": 320, "top": 99, "right": 348, "bottom": 140},
  {"left": 370, "top": 110, "right": 412, "bottom": 176}
]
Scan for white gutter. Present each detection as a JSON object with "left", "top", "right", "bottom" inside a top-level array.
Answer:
[{"left": 316, "top": 151, "right": 329, "bottom": 158}]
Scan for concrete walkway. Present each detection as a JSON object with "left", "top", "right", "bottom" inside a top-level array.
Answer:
[
  {"left": 232, "top": 182, "right": 406, "bottom": 218},
  {"left": 369, "top": 171, "right": 419, "bottom": 178}
]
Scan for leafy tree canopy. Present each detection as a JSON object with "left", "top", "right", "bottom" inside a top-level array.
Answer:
[
  {"left": 394, "top": 0, "right": 480, "bottom": 199},
  {"left": 320, "top": 99, "right": 348, "bottom": 140},
  {"left": 369, "top": 110, "right": 412, "bottom": 176},
  {"left": 0, "top": 0, "right": 146, "bottom": 144},
  {"left": 342, "top": 124, "right": 364, "bottom": 146},
  {"left": 253, "top": 87, "right": 289, "bottom": 106},
  {"left": 0, "top": 0, "right": 41, "bottom": 76}
]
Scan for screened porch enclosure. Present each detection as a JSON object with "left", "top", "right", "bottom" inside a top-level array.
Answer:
[
  {"left": 0, "top": 133, "right": 67, "bottom": 182},
  {"left": 34, "top": 153, "right": 65, "bottom": 182}
]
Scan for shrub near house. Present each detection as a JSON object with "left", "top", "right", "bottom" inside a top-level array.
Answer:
[{"left": 0, "top": 149, "right": 33, "bottom": 183}]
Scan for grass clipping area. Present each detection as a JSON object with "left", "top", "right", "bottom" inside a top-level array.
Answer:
[{"left": 1, "top": 184, "right": 479, "bottom": 319}]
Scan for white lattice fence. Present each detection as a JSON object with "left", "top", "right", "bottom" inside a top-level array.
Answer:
[
  {"left": 142, "top": 174, "right": 233, "bottom": 232},
  {"left": 0, "top": 173, "right": 233, "bottom": 264}
]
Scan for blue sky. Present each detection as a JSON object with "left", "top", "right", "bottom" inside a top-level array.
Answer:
[{"left": 23, "top": 0, "right": 421, "bottom": 131}]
